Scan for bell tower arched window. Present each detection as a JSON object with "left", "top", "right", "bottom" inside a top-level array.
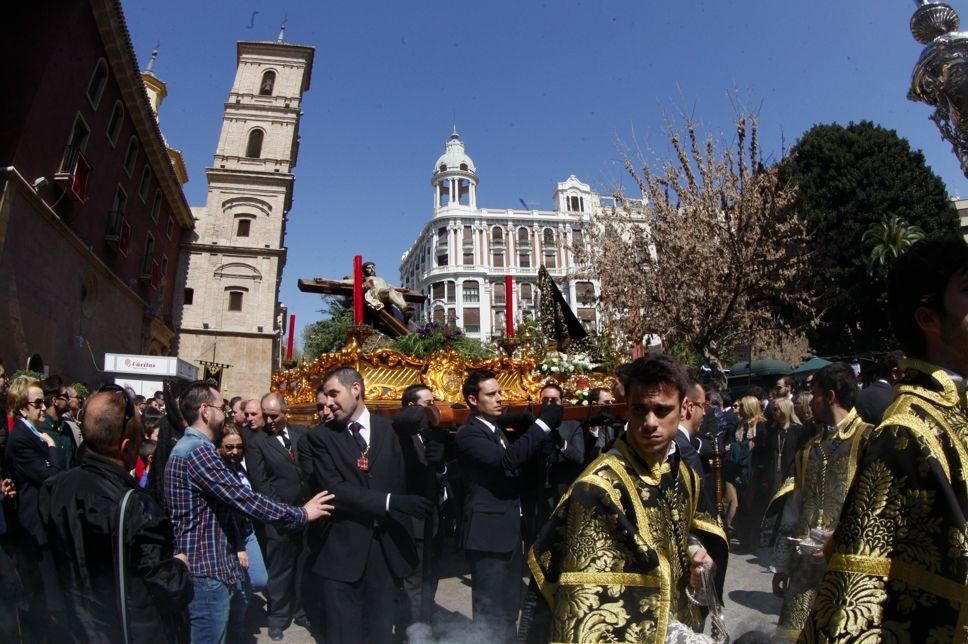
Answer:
[
  {"left": 259, "top": 70, "right": 276, "bottom": 96},
  {"left": 245, "top": 129, "right": 264, "bottom": 158}
]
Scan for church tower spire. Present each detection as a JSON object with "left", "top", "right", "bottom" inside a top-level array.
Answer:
[{"left": 175, "top": 38, "right": 315, "bottom": 397}]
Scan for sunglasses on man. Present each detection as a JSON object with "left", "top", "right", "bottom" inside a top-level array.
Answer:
[{"left": 98, "top": 384, "right": 136, "bottom": 441}]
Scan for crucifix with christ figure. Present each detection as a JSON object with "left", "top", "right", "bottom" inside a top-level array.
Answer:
[{"left": 297, "top": 255, "right": 425, "bottom": 338}]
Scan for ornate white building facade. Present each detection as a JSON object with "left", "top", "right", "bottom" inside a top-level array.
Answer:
[
  {"left": 175, "top": 38, "right": 314, "bottom": 398},
  {"left": 400, "top": 131, "right": 644, "bottom": 340}
]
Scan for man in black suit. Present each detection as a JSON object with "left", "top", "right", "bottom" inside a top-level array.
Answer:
[
  {"left": 675, "top": 376, "right": 716, "bottom": 515},
  {"left": 246, "top": 392, "right": 309, "bottom": 640},
  {"left": 393, "top": 384, "right": 448, "bottom": 630},
  {"left": 855, "top": 350, "right": 902, "bottom": 425},
  {"left": 306, "top": 367, "right": 431, "bottom": 644},
  {"left": 579, "top": 386, "right": 621, "bottom": 466},
  {"left": 455, "top": 370, "right": 563, "bottom": 642},
  {"left": 521, "top": 383, "right": 584, "bottom": 548}
]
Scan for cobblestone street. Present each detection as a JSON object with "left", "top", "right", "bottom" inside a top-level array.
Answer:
[{"left": 253, "top": 546, "right": 781, "bottom": 642}]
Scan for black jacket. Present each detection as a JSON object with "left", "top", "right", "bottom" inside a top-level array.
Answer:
[
  {"left": 5, "top": 418, "right": 64, "bottom": 544},
  {"left": 455, "top": 415, "right": 551, "bottom": 554},
  {"left": 674, "top": 430, "right": 716, "bottom": 515},
  {"left": 855, "top": 380, "right": 893, "bottom": 425},
  {"left": 40, "top": 452, "right": 192, "bottom": 643},
  {"left": 305, "top": 411, "right": 417, "bottom": 582},
  {"left": 247, "top": 424, "right": 309, "bottom": 506}
]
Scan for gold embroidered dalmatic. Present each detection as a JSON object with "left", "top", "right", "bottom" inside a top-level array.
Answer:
[
  {"left": 799, "top": 360, "right": 968, "bottom": 643},
  {"left": 528, "top": 435, "right": 727, "bottom": 643},
  {"left": 769, "top": 408, "right": 872, "bottom": 642}
]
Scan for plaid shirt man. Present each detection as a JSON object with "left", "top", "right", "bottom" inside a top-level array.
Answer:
[{"left": 165, "top": 427, "right": 306, "bottom": 586}]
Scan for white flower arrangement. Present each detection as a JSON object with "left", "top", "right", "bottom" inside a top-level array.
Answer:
[{"left": 537, "top": 352, "right": 598, "bottom": 379}]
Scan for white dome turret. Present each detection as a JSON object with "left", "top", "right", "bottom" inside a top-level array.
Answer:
[
  {"left": 434, "top": 128, "right": 476, "bottom": 174},
  {"left": 432, "top": 128, "right": 478, "bottom": 212}
]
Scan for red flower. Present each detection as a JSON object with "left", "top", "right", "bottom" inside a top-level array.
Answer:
[{"left": 576, "top": 377, "right": 590, "bottom": 389}]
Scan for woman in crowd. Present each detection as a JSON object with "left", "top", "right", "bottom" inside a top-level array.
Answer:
[
  {"left": 766, "top": 398, "right": 809, "bottom": 498},
  {"left": 218, "top": 424, "right": 268, "bottom": 641},
  {"left": 727, "top": 395, "right": 770, "bottom": 550},
  {"left": 4, "top": 376, "right": 65, "bottom": 639}
]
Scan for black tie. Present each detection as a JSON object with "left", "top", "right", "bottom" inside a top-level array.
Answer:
[
  {"left": 349, "top": 422, "right": 367, "bottom": 452},
  {"left": 280, "top": 430, "right": 293, "bottom": 461}
]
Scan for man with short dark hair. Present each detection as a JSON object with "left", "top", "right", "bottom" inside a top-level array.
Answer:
[
  {"left": 583, "top": 386, "right": 620, "bottom": 464},
  {"left": 245, "top": 392, "right": 310, "bottom": 639},
  {"left": 528, "top": 354, "right": 727, "bottom": 642},
  {"left": 774, "top": 376, "right": 795, "bottom": 401},
  {"left": 165, "top": 381, "right": 333, "bottom": 644},
  {"left": 676, "top": 376, "right": 716, "bottom": 514},
  {"left": 803, "top": 239, "right": 968, "bottom": 641},
  {"left": 769, "top": 362, "right": 872, "bottom": 642},
  {"left": 305, "top": 367, "right": 429, "bottom": 644},
  {"left": 588, "top": 387, "right": 615, "bottom": 405},
  {"left": 855, "top": 350, "right": 903, "bottom": 425},
  {"left": 229, "top": 396, "right": 244, "bottom": 428},
  {"left": 40, "top": 376, "right": 77, "bottom": 468},
  {"left": 40, "top": 389, "right": 192, "bottom": 642},
  {"left": 456, "top": 370, "right": 563, "bottom": 641},
  {"left": 394, "top": 383, "right": 448, "bottom": 630}
]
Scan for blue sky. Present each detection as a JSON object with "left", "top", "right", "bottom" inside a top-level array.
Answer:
[{"left": 123, "top": 0, "right": 967, "bottom": 350}]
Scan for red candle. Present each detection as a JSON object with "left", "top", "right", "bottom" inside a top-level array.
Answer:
[
  {"left": 286, "top": 314, "right": 295, "bottom": 360},
  {"left": 505, "top": 274, "right": 514, "bottom": 337},
  {"left": 353, "top": 255, "right": 364, "bottom": 324}
]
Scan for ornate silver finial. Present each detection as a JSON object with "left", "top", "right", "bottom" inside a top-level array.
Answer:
[
  {"left": 145, "top": 41, "right": 160, "bottom": 73},
  {"left": 910, "top": 2, "right": 960, "bottom": 44},
  {"left": 277, "top": 16, "right": 288, "bottom": 43},
  {"left": 451, "top": 123, "right": 459, "bottom": 139},
  {"left": 907, "top": 0, "right": 968, "bottom": 177}
]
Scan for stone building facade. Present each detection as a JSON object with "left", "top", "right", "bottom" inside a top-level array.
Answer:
[
  {"left": 0, "top": 0, "right": 193, "bottom": 385},
  {"left": 399, "top": 131, "right": 645, "bottom": 339},
  {"left": 175, "top": 38, "right": 314, "bottom": 399}
]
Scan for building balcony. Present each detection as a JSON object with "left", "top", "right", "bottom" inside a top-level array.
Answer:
[
  {"left": 105, "top": 210, "right": 131, "bottom": 255},
  {"left": 53, "top": 144, "right": 91, "bottom": 202}
]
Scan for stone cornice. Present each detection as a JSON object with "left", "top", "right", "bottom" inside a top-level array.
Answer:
[
  {"left": 178, "top": 327, "right": 280, "bottom": 339},
  {"left": 181, "top": 242, "right": 287, "bottom": 258},
  {"left": 89, "top": 0, "right": 195, "bottom": 231}
]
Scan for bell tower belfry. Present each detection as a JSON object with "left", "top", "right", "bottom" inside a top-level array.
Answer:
[{"left": 176, "top": 36, "right": 314, "bottom": 398}]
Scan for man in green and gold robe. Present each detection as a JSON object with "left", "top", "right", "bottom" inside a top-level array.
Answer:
[
  {"left": 768, "top": 363, "right": 873, "bottom": 642},
  {"left": 800, "top": 239, "right": 968, "bottom": 643},
  {"left": 528, "top": 354, "right": 728, "bottom": 643}
]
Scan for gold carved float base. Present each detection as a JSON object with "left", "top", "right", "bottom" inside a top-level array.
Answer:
[{"left": 271, "top": 338, "right": 545, "bottom": 408}]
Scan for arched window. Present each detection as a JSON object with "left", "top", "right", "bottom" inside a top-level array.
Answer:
[
  {"left": 439, "top": 164, "right": 447, "bottom": 172},
  {"left": 245, "top": 129, "right": 264, "bottom": 158},
  {"left": 259, "top": 70, "right": 276, "bottom": 96},
  {"left": 543, "top": 228, "right": 556, "bottom": 246},
  {"left": 106, "top": 101, "right": 124, "bottom": 146},
  {"left": 517, "top": 227, "right": 530, "bottom": 246},
  {"left": 86, "top": 59, "right": 108, "bottom": 108},
  {"left": 491, "top": 226, "right": 504, "bottom": 245},
  {"left": 459, "top": 163, "right": 468, "bottom": 171}
]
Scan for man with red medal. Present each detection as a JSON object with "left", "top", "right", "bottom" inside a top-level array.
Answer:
[{"left": 304, "top": 366, "right": 432, "bottom": 644}]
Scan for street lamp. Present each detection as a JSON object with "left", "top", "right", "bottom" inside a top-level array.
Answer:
[{"left": 907, "top": 1, "right": 968, "bottom": 177}]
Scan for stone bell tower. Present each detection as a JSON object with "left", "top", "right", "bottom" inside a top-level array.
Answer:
[{"left": 176, "top": 32, "right": 314, "bottom": 398}]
